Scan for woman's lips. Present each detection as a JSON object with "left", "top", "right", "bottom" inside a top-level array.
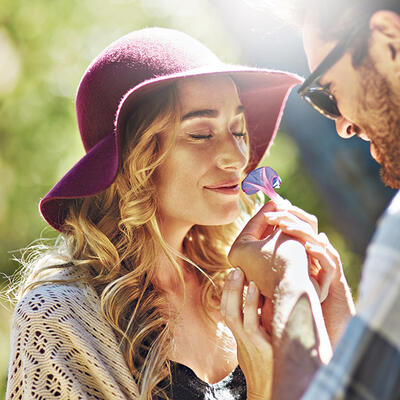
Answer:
[{"left": 204, "top": 183, "right": 240, "bottom": 195}]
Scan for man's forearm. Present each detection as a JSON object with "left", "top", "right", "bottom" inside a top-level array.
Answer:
[
  {"left": 229, "top": 229, "right": 332, "bottom": 398},
  {"left": 270, "top": 235, "right": 331, "bottom": 399},
  {"left": 272, "top": 293, "right": 323, "bottom": 399}
]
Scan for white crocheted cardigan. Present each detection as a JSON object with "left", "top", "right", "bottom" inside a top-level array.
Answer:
[{"left": 7, "top": 269, "right": 140, "bottom": 399}]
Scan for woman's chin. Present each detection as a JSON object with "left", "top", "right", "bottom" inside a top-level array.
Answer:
[{"left": 204, "top": 206, "right": 240, "bottom": 226}]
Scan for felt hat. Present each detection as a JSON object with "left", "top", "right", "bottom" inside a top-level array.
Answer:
[{"left": 40, "top": 27, "right": 302, "bottom": 231}]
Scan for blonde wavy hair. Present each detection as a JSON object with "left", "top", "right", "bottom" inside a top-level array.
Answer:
[{"left": 18, "top": 80, "right": 258, "bottom": 399}]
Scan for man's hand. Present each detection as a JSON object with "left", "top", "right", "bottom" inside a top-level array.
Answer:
[{"left": 263, "top": 201, "right": 356, "bottom": 346}]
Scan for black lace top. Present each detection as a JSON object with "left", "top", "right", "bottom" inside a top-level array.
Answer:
[{"left": 167, "top": 361, "right": 247, "bottom": 400}]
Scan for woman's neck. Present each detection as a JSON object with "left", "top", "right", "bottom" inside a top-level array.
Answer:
[
  {"left": 158, "top": 215, "right": 191, "bottom": 253},
  {"left": 151, "top": 218, "right": 193, "bottom": 295},
  {"left": 153, "top": 219, "right": 238, "bottom": 380}
]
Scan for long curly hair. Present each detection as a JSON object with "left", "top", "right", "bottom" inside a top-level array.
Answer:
[{"left": 17, "top": 80, "right": 258, "bottom": 399}]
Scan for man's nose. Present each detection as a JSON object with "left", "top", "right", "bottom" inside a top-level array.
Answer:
[{"left": 335, "top": 117, "right": 363, "bottom": 139}]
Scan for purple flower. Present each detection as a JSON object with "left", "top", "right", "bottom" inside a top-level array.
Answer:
[{"left": 241, "top": 166, "right": 283, "bottom": 203}]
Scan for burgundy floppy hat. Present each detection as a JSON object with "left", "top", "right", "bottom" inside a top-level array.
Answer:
[{"left": 40, "top": 27, "right": 302, "bottom": 232}]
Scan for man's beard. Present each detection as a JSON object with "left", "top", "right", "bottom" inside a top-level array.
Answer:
[
  {"left": 370, "top": 136, "right": 400, "bottom": 189},
  {"left": 358, "top": 57, "right": 400, "bottom": 189}
]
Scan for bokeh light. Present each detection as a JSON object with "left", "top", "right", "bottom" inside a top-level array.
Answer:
[{"left": 0, "top": 29, "right": 20, "bottom": 96}]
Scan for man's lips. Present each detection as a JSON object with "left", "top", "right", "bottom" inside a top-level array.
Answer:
[
  {"left": 354, "top": 130, "right": 379, "bottom": 161},
  {"left": 370, "top": 142, "right": 379, "bottom": 161}
]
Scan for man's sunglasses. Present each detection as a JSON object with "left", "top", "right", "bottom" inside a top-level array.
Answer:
[{"left": 297, "top": 25, "right": 367, "bottom": 120}]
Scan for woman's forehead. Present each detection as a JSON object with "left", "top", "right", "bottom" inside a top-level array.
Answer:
[{"left": 176, "top": 75, "right": 242, "bottom": 114}]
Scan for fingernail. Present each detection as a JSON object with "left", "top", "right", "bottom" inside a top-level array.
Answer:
[
  {"left": 264, "top": 213, "right": 276, "bottom": 219},
  {"left": 227, "top": 270, "right": 235, "bottom": 280},
  {"left": 247, "top": 281, "right": 256, "bottom": 296},
  {"left": 233, "top": 268, "right": 242, "bottom": 280},
  {"left": 305, "top": 242, "right": 318, "bottom": 250}
]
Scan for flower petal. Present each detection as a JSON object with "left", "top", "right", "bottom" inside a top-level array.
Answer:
[{"left": 241, "top": 166, "right": 283, "bottom": 203}]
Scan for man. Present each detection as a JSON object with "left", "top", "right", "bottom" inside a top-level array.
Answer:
[
  {"left": 297, "top": 2, "right": 400, "bottom": 399},
  {"left": 298, "top": 2, "right": 400, "bottom": 189},
  {"left": 229, "top": 1, "right": 400, "bottom": 398}
]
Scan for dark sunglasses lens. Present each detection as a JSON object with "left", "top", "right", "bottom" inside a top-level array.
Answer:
[{"left": 303, "top": 89, "right": 341, "bottom": 120}]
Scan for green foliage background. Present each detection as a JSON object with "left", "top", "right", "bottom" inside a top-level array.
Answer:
[{"left": 0, "top": 0, "right": 361, "bottom": 396}]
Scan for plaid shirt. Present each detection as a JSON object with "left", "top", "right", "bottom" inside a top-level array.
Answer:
[{"left": 303, "top": 191, "right": 400, "bottom": 400}]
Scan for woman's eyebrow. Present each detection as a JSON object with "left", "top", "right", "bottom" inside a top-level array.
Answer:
[
  {"left": 181, "top": 109, "right": 218, "bottom": 121},
  {"left": 181, "top": 105, "right": 244, "bottom": 121}
]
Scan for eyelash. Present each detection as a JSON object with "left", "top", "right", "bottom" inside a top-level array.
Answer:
[
  {"left": 189, "top": 132, "right": 246, "bottom": 140},
  {"left": 189, "top": 134, "right": 212, "bottom": 140}
]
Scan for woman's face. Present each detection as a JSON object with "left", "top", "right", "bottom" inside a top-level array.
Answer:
[{"left": 156, "top": 75, "right": 248, "bottom": 230}]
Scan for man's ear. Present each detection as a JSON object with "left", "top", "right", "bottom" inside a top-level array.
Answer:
[
  {"left": 369, "top": 11, "right": 400, "bottom": 77},
  {"left": 370, "top": 10, "right": 400, "bottom": 41}
]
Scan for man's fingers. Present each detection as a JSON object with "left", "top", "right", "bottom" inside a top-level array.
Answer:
[
  {"left": 321, "top": 233, "right": 342, "bottom": 269},
  {"left": 274, "top": 203, "right": 318, "bottom": 233},
  {"left": 305, "top": 243, "right": 336, "bottom": 302},
  {"left": 262, "top": 212, "right": 338, "bottom": 302},
  {"left": 264, "top": 213, "right": 329, "bottom": 251},
  {"left": 264, "top": 214, "right": 316, "bottom": 244}
]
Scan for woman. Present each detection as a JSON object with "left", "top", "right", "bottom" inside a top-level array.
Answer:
[{"left": 6, "top": 27, "right": 346, "bottom": 400}]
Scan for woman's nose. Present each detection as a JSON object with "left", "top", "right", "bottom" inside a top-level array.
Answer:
[
  {"left": 335, "top": 117, "right": 363, "bottom": 139},
  {"left": 216, "top": 134, "right": 248, "bottom": 171}
]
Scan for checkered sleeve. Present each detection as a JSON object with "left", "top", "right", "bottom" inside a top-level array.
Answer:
[{"left": 302, "top": 191, "right": 400, "bottom": 400}]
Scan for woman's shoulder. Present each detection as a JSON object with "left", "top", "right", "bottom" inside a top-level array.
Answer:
[
  {"left": 12, "top": 267, "right": 102, "bottom": 329},
  {"left": 8, "top": 268, "right": 141, "bottom": 399},
  {"left": 10, "top": 267, "right": 125, "bottom": 362}
]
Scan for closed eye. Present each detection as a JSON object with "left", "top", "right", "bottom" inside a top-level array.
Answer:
[{"left": 189, "top": 134, "right": 212, "bottom": 140}]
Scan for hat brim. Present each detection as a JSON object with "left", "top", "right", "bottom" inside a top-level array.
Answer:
[{"left": 40, "top": 65, "right": 302, "bottom": 231}]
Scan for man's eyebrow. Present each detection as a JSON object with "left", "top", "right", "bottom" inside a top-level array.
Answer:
[
  {"left": 181, "top": 105, "right": 244, "bottom": 121},
  {"left": 317, "top": 79, "right": 330, "bottom": 89}
]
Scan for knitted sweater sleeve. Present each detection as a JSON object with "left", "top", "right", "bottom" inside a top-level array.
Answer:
[{"left": 6, "top": 282, "right": 139, "bottom": 400}]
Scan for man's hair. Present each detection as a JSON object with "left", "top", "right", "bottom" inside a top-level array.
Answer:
[{"left": 263, "top": 0, "right": 400, "bottom": 41}]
